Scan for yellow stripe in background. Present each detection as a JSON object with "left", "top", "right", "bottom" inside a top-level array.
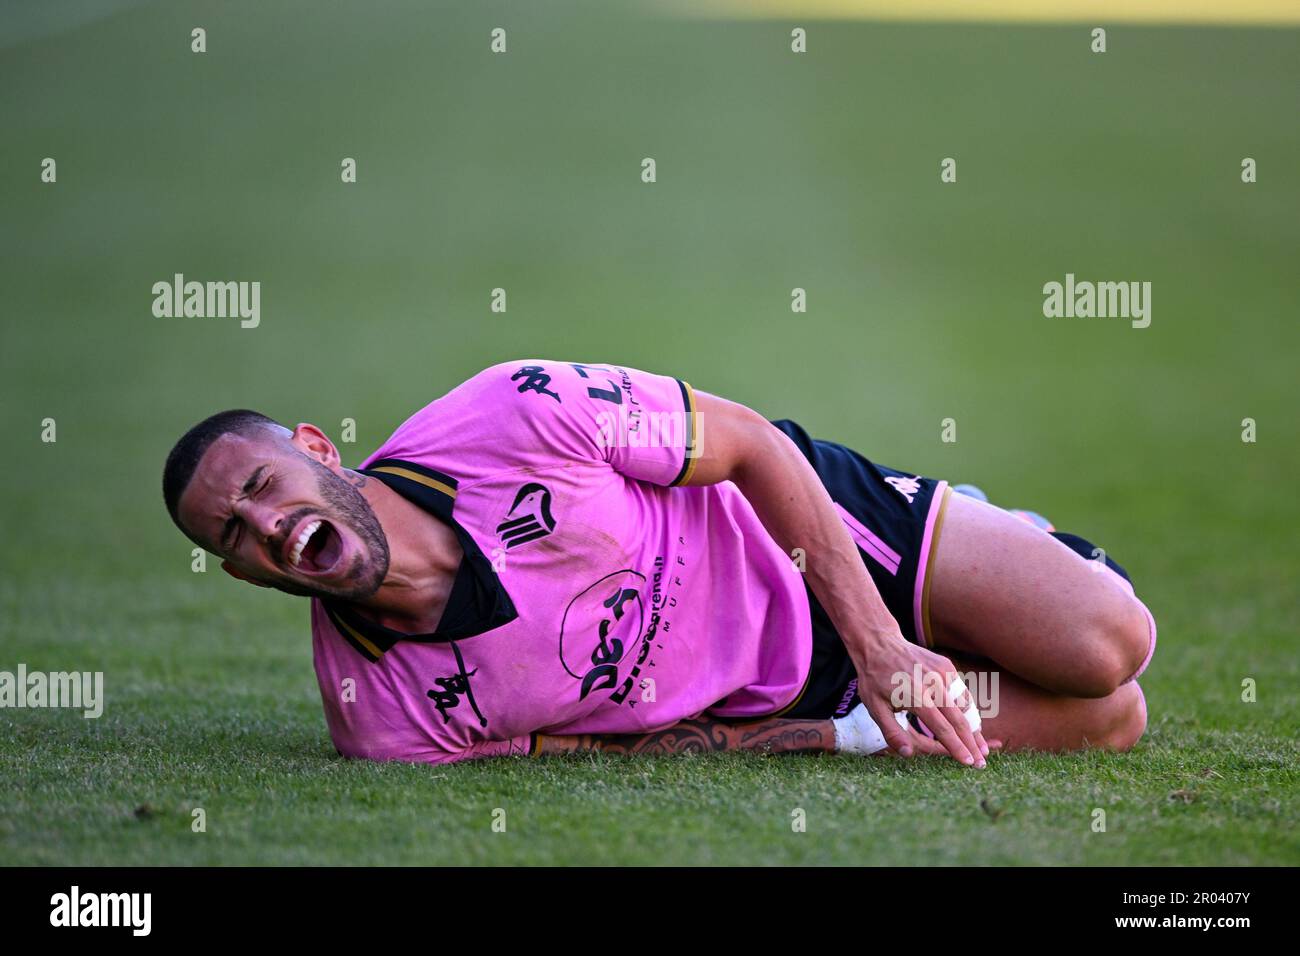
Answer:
[{"left": 668, "top": 0, "right": 1300, "bottom": 24}]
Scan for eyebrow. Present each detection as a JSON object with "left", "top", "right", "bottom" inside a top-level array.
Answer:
[{"left": 219, "top": 464, "right": 267, "bottom": 549}]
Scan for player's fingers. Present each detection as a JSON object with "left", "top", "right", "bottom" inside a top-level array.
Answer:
[
  {"left": 865, "top": 697, "right": 916, "bottom": 757},
  {"left": 900, "top": 730, "right": 948, "bottom": 757},
  {"left": 950, "top": 694, "right": 989, "bottom": 758},
  {"left": 944, "top": 674, "right": 988, "bottom": 758},
  {"left": 942, "top": 706, "right": 987, "bottom": 768},
  {"left": 917, "top": 707, "right": 977, "bottom": 766},
  {"left": 876, "top": 713, "right": 962, "bottom": 758}
]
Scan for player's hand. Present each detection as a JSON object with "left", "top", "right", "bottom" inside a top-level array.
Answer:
[{"left": 854, "top": 633, "right": 993, "bottom": 767}]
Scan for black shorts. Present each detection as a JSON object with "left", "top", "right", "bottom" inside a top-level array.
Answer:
[{"left": 769, "top": 419, "right": 1131, "bottom": 721}]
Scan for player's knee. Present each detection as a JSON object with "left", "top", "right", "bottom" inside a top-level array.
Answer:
[
  {"left": 1097, "top": 682, "right": 1147, "bottom": 752},
  {"left": 1075, "top": 595, "right": 1151, "bottom": 698}
]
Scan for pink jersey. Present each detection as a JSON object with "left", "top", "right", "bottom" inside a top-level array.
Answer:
[{"left": 310, "top": 361, "right": 811, "bottom": 763}]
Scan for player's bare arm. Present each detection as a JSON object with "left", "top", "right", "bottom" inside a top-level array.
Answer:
[
  {"left": 684, "top": 391, "right": 990, "bottom": 766},
  {"left": 536, "top": 714, "right": 835, "bottom": 756}
]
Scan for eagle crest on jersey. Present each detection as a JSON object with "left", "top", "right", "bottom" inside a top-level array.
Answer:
[{"left": 496, "top": 483, "right": 556, "bottom": 550}]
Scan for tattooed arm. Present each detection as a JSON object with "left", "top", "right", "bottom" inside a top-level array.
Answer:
[{"left": 535, "top": 714, "right": 834, "bottom": 756}]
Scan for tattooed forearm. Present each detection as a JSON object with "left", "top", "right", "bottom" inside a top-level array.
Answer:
[{"left": 537, "top": 716, "right": 834, "bottom": 756}]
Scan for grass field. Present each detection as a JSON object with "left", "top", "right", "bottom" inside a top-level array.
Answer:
[{"left": 1, "top": 0, "right": 1297, "bottom": 866}]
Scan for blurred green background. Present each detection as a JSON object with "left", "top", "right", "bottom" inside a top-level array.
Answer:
[{"left": 1, "top": 0, "right": 1297, "bottom": 865}]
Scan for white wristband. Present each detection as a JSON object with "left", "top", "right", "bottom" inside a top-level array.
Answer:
[{"left": 832, "top": 703, "right": 911, "bottom": 755}]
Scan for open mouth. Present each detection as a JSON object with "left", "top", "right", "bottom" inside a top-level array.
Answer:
[{"left": 287, "top": 518, "right": 342, "bottom": 574}]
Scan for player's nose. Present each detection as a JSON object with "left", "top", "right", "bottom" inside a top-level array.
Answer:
[{"left": 242, "top": 501, "right": 286, "bottom": 542}]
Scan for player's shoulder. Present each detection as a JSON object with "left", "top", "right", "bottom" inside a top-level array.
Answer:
[
  {"left": 365, "top": 361, "right": 528, "bottom": 443},
  {"left": 357, "top": 360, "right": 569, "bottom": 473},
  {"left": 383, "top": 359, "right": 607, "bottom": 431},
  {"left": 421, "top": 359, "right": 566, "bottom": 407}
]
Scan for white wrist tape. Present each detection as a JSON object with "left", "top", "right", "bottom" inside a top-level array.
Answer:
[
  {"left": 947, "top": 677, "right": 982, "bottom": 733},
  {"left": 832, "top": 703, "right": 911, "bottom": 755}
]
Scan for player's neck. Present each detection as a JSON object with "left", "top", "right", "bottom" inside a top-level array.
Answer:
[{"left": 349, "top": 475, "right": 463, "bottom": 634}]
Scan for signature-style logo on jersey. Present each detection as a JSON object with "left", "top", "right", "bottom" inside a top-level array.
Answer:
[
  {"left": 558, "top": 570, "right": 647, "bottom": 703},
  {"left": 511, "top": 365, "right": 561, "bottom": 402},
  {"left": 426, "top": 643, "right": 487, "bottom": 727},
  {"left": 496, "top": 483, "right": 556, "bottom": 550}
]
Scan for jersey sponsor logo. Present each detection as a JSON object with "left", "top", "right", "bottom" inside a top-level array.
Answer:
[
  {"left": 834, "top": 678, "right": 860, "bottom": 719},
  {"left": 569, "top": 362, "right": 623, "bottom": 404},
  {"left": 885, "top": 475, "right": 922, "bottom": 504},
  {"left": 511, "top": 365, "right": 561, "bottom": 402},
  {"left": 558, "top": 570, "right": 647, "bottom": 703},
  {"left": 425, "top": 642, "right": 488, "bottom": 727},
  {"left": 496, "top": 482, "right": 556, "bottom": 550}
]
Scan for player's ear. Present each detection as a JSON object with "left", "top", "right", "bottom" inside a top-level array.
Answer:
[
  {"left": 290, "top": 422, "right": 340, "bottom": 469},
  {"left": 222, "top": 560, "right": 274, "bottom": 588}
]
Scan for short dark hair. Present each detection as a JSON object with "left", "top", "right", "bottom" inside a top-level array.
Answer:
[{"left": 162, "top": 409, "right": 280, "bottom": 530}]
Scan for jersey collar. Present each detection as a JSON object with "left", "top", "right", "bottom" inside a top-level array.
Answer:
[{"left": 321, "top": 459, "right": 518, "bottom": 662}]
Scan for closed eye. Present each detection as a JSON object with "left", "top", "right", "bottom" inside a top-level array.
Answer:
[
  {"left": 220, "top": 516, "right": 239, "bottom": 551},
  {"left": 219, "top": 466, "right": 271, "bottom": 551}
]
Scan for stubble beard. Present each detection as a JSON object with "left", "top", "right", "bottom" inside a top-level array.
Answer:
[{"left": 275, "top": 459, "right": 391, "bottom": 602}]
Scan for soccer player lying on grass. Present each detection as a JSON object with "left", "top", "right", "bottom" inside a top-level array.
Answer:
[{"left": 162, "top": 361, "right": 1155, "bottom": 766}]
